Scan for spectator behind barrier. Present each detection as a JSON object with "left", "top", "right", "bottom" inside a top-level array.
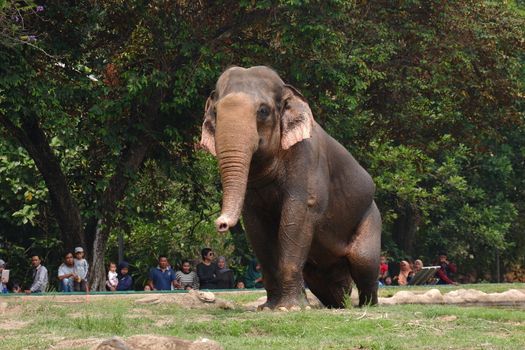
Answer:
[
  {"left": 175, "top": 260, "right": 199, "bottom": 290},
  {"left": 58, "top": 252, "right": 77, "bottom": 292},
  {"left": 196, "top": 248, "right": 219, "bottom": 290},
  {"left": 393, "top": 260, "right": 412, "bottom": 286},
  {"left": 378, "top": 254, "right": 389, "bottom": 284},
  {"left": 148, "top": 256, "right": 178, "bottom": 290},
  {"left": 435, "top": 252, "right": 458, "bottom": 285},
  {"left": 117, "top": 261, "right": 133, "bottom": 291},
  {"left": 245, "top": 259, "right": 263, "bottom": 288},
  {"left": 215, "top": 256, "right": 234, "bottom": 289},
  {"left": 413, "top": 259, "right": 423, "bottom": 275},
  {"left": 74, "top": 247, "right": 89, "bottom": 292},
  {"left": 26, "top": 255, "right": 48, "bottom": 293},
  {"left": 106, "top": 262, "right": 118, "bottom": 291},
  {"left": 0, "top": 259, "right": 8, "bottom": 293}
]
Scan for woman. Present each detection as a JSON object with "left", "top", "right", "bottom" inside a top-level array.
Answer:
[
  {"left": 214, "top": 256, "right": 234, "bottom": 289},
  {"left": 175, "top": 260, "right": 199, "bottom": 290},
  {"left": 245, "top": 259, "right": 263, "bottom": 288},
  {"left": 394, "top": 260, "right": 412, "bottom": 286},
  {"left": 413, "top": 259, "right": 423, "bottom": 274}
]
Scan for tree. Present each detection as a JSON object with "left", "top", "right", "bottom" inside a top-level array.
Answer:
[{"left": 1, "top": 0, "right": 524, "bottom": 287}]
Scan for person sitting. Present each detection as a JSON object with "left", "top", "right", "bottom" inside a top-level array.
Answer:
[
  {"left": 413, "top": 259, "right": 423, "bottom": 275},
  {"left": 435, "top": 252, "right": 458, "bottom": 285},
  {"left": 116, "top": 261, "right": 133, "bottom": 291},
  {"left": 175, "top": 260, "right": 199, "bottom": 290},
  {"left": 58, "top": 252, "right": 77, "bottom": 292},
  {"left": 378, "top": 255, "right": 389, "bottom": 284},
  {"left": 235, "top": 279, "right": 245, "bottom": 289},
  {"left": 148, "top": 256, "right": 178, "bottom": 291},
  {"left": 393, "top": 260, "right": 412, "bottom": 286},
  {"left": 106, "top": 262, "right": 118, "bottom": 291},
  {"left": 12, "top": 282, "right": 22, "bottom": 293},
  {"left": 383, "top": 276, "right": 393, "bottom": 286},
  {"left": 26, "top": 255, "right": 48, "bottom": 293},
  {"left": 73, "top": 247, "right": 89, "bottom": 292},
  {"left": 244, "top": 259, "right": 263, "bottom": 288},
  {"left": 214, "top": 256, "right": 234, "bottom": 289},
  {"left": 196, "top": 248, "right": 218, "bottom": 290}
]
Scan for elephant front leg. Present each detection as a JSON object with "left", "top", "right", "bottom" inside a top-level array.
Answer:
[
  {"left": 242, "top": 208, "right": 282, "bottom": 308},
  {"left": 244, "top": 195, "right": 314, "bottom": 310},
  {"left": 271, "top": 198, "right": 314, "bottom": 309}
]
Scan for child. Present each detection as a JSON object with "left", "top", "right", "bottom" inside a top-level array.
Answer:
[
  {"left": 106, "top": 262, "right": 118, "bottom": 291},
  {"left": 379, "top": 255, "right": 389, "bottom": 284},
  {"left": 74, "top": 247, "right": 89, "bottom": 292}
]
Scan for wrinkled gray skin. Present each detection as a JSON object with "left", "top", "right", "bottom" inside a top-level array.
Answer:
[{"left": 200, "top": 66, "right": 380, "bottom": 308}]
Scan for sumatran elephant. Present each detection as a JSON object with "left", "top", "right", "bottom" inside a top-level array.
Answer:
[{"left": 200, "top": 66, "right": 381, "bottom": 309}]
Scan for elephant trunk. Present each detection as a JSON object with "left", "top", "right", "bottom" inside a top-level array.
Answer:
[{"left": 214, "top": 93, "right": 258, "bottom": 233}]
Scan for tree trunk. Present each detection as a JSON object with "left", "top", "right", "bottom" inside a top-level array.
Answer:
[
  {"left": 89, "top": 130, "right": 154, "bottom": 290},
  {"left": 392, "top": 203, "right": 420, "bottom": 257},
  {"left": 0, "top": 115, "right": 85, "bottom": 251}
]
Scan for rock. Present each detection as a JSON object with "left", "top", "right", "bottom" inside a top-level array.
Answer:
[
  {"left": 421, "top": 289, "right": 444, "bottom": 304},
  {"left": 392, "top": 290, "right": 416, "bottom": 304},
  {"left": 195, "top": 291, "right": 215, "bottom": 303},
  {"left": 92, "top": 335, "right": 223, "bottom": 350},
  {"left": 134, "top": 291, "right": 233, "bottom": 310},
  {"left": 305, "top": 291, "right": 323, "bottom": 308},
  {"left": 444, "top": 289, "right": 489, "bottom": 303},
  {"left": 379, "top": 289, "right": 443, "bottom": 305},
  {"left": 380, "top": 288, "right": 525, "bottom": 305},
  {"left": 134, "top": 296, "right": 160, "bottom": 305},
  {"left": 93, "top": 337, "right": 130, "bottom": 350},
  {"left": 178, "top": 290, "right": 234, "bottom": 310},
  {"left": 489, "top": 289, "right": 525, "bottom": 303}
]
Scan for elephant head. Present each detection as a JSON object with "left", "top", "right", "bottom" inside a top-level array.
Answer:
[{"left": 200, "top": 66, "right": 314, "bottom": 232}]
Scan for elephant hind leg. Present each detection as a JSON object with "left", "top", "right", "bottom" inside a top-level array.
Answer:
[
  {"left": 303, "top": 259, "right": 353, "bottom": 308},
  {"left": 346, "top": 201, "right": 381, "bottom": 306}
]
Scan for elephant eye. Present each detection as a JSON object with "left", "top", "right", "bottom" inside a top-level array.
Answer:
[{"left": 257, "top": 105, "right": 271, "bottom": 120}]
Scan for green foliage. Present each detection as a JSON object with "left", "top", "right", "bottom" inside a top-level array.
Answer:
[{"left": 0, "top": 0, "right": 524, "bottom": 285}]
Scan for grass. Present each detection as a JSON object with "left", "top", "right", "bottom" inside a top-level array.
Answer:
[{"left": 1, "top": 284, "right": 524, "bottom": 349}]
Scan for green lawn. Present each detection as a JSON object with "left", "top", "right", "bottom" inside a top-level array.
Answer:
[{"left": 1, "top": 284, "right": 524, "bottom": 350}]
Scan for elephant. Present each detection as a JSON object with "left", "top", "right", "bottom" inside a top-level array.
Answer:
[{"left": 200, "top": 66, "right": 381, "bottom": 308}]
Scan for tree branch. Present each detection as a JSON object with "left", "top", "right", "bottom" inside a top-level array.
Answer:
[{"left": 0, "top": 114, "right": 84, "bottom": 250}]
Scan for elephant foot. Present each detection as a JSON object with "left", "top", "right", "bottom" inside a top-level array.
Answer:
[
  {"left": 358, "top": 290, "right": 378, "bottom": 307},
  {"left": 257, "top": 294, "right": 310, "bottom": 311}
]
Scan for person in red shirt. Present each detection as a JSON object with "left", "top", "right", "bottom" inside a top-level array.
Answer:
[
  {"left": 435, "top": 252, "right": 458, "bottom": 285},
  {"left": 378, "top": 255, "right": 389, "bottom": 284}
]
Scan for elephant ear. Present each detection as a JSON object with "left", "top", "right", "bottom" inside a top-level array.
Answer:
[
  {"left": 200, "top": 91, "right": 217, "bottom": 156},
  {"left": 280, "top": 84, "right": 314, "bottom": 150}
]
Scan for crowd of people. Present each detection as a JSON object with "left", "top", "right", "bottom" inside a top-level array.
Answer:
[
  {"left": 0, "top": 247, "right": 264, "bottom": 293},
  {"left": 378, "top": 252, "right": 458, "bottom": 286},
  {"left": 0, "top": 247, "right": 458, "bottom": 293}
]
